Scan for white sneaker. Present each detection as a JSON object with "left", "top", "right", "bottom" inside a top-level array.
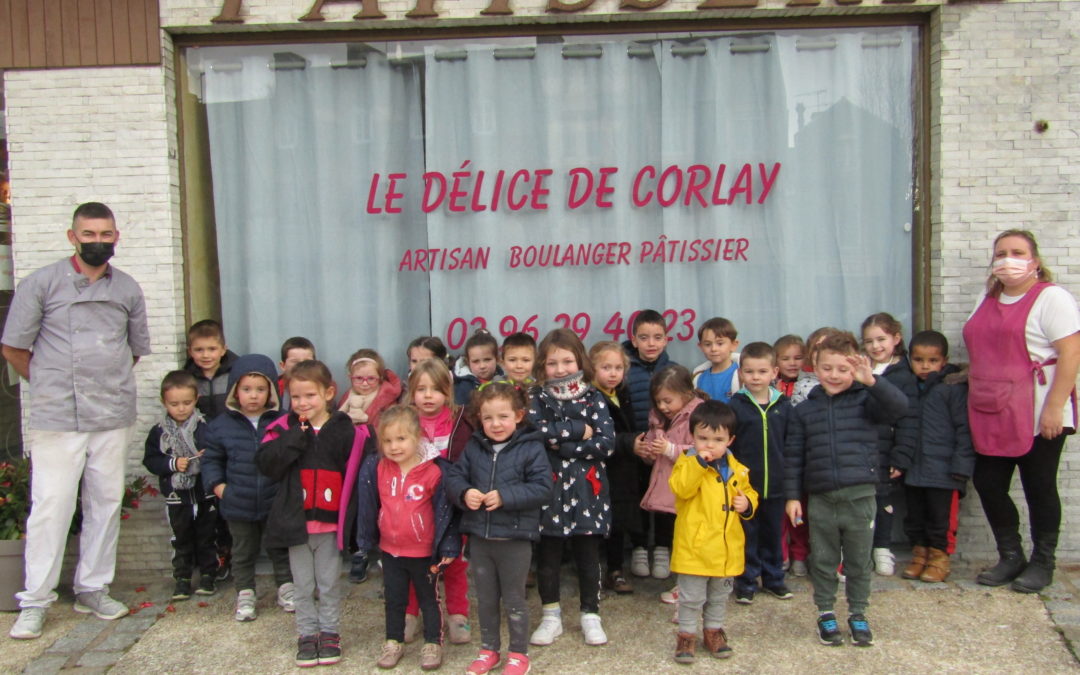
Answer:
[
  {"left": 791, "top": 560, "right": 808, "bottom": 577},
  {"left": 73, "top": 591, "right": 129, "bottom": 620},
  {"left": 630, "top": 547, "right": 649, "bottom": 577},
  {"left": 277, "top": 582, "right": 295, "bottom": 613},
  {"left": 9, "top": 607, "right": 45, "bottom": 639},
  {"left": 652, "top": 547, "right": 671, "bottom": 580},
  {"left": 235, "top": 589, "right": 257, "bottom": 622},
  {"left": 580, "top": 613, "right": 607, "bottom": 646},
  {"left": 659, "top": 585, "right": 679, "bottom": 604},
  {"left": 529, "top": 609, "right": 563, "bottom": 646},
  {"left": 873, "top": 548, "right": 896, "bottom": 576}
]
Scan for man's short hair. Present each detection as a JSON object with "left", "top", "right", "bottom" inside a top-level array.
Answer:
[
  {"left": 187, "top": 319, "right": 225, "bottom": 346},
  {"left": 740, "top": 341, "right": 775, "bottom": 365},
  {"left": 632, "top": 309, "right": 666, "bottom": 335},
  {"left": 281, "top": 336, "right": 316, "bottom": 362},
  {"left": 71, "top": 202, "right": 114, "bottom": 227}
]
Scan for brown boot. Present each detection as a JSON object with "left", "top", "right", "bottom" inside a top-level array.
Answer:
[
  {"left": 674, "top": 632, "right": 696, "bottom": 664},
  {"left": 920, "top": 548, "right": 951, "bottom": 583},
  {"left": 702, "top": 628, "right": 733, "bottom": 659},
  {"left": 902, "top": 546, "right": 928, "bottom": 580}
]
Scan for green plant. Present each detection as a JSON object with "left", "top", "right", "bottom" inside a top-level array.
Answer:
[
  {"left": 0, "top": 457, "right": 30, "bottom": 540},
  {"left": 121, "top": 475, "right": 159, "bottom": 520}
]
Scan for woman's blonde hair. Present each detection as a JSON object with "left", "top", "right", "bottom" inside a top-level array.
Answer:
[{"left": 985, "top": 229, "right": 1052, "bottom": 297}]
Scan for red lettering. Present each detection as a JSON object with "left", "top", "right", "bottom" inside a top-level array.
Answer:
[
  {"left": 657, "top": 165, "right": 682, "bottom": 207},
  {"left": 728, "top": 163, "right": 753, "bottom": 204},
  {"left": 470, "top": 171, "right": 488, "bottom": 212},
  {"left": 758, "top": 162, "right": 781, "bottom": 204},
  {"left": 595, "top": 167, "right": 617, "bottom": 208},
  {"left": 385, "top": 172, "right": 406, "bottom": 213},
  {"left": 617, "top": 242, "right": 631, "bottom": 265},
  {"left": 711, "top": 164, "right": 729, "bottom": 205},
  {"left": 365, "top": 173, "right": 383, "bottom": 214},
  {"left": 507, "top": 170, "right": 530, "bottom": 211},
  {"left": 421, "top": 172, "right": 447, "bottom": 213},
  {"left": 530, "top": 169, "right": 553, "bottom": 210},
  {"left": 736, "top": 237, "right": 749, "bottom": 260},
  {"left": 632, "top": 165, "right": 656, "bottom": 207},
  {"left": 683, "top": 164, "right": 710, "bottom": 207},
  {"left": 567, "top": 168, "right": 593, "bottom": 209}
]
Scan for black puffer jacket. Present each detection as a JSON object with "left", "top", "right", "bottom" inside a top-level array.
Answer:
[
  {"left": 184, "top": 349, "right": 239, "bottom": 420},
  {"left": 873, "top": 358, "right": 920, "bottom": 495},
  {"left": 783, "top": 377, "right": 908, "bottom": 499},
  {"left": 892, "top": 364, "right": 975, "bottom": 493},
  {"left": 444, "top": 427, "right": 553, "bottom": 541},
  {"left": 601, "top": 386, "right": 646, "bottom": 532},
  {"left": 622, "top": 340, "right": 677, "bottom": 433},
  {"left": 729, "top": 390, "right": 792, "bottom": 500}
]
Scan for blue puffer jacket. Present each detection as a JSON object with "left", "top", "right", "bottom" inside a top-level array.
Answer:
[
  {"left": 892, "top": 364, "right": 975, "bottom": 494},
  {"left": 783, "top": 376, "right": 908, "bottom": 499},
  {"left": 622, "top": 340, "right": 677, "bottom": 433},
  {"left": 444, "top": 427, "right": 553, "bottom": 541},
  {"left": 199, "top": 354, "right": 282, "bottom": 522}
]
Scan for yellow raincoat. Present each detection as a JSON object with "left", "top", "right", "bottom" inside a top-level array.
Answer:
[{"left": 669, "top": 450, "right": 759, "bottom": 578}]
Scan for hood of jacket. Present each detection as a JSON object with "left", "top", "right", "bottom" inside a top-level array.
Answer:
[{"left": 225, "top": 354, "right": 281, "bottom": 414}]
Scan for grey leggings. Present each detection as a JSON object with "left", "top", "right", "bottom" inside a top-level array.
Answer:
[{"left": 470, "top": 537, "right": 532, "bottom": 654}]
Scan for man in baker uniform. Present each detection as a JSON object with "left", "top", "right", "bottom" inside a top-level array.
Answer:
[{"left": 3, "top": 202, "right": 151, "bottom": 639}]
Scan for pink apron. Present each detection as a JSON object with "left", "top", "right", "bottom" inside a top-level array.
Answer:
[{"left": 963, "top": 282, "right": 1055, "bottom": 457}]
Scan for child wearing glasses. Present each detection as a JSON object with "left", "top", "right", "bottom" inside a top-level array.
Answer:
[{"left": 338, "top": 349, "right": 403, "bottom": 431}]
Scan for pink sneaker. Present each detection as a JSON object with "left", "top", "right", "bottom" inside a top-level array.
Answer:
[
  {"left": 502, "top": 652, "right": 531, "bottom": 675},
  {"left": 466, "top": 649, "right": 501, "bottom": 675},
  {"left": 660, "top": 585, "right": 679, "bottom": 604}
]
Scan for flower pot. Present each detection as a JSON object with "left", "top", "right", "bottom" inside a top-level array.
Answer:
[{"left": 0, "top": 538, "right": 25, "bottom": 611}]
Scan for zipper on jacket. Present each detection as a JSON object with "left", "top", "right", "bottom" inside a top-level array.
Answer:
[
  {"left": 484, "top": 442, "right": 501, "bottom": 539},
  {"left": 828, "top": 397, "right": 838, "bottom": 489}
]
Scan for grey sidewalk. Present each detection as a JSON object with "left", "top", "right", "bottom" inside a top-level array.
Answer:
[{"left": 5, "top": 557, "right": 1080, "bottom": 674}]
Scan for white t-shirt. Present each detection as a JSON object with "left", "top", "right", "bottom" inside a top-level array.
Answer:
[{"left": 969, "top": 285, "right": 1080, "bottom": 434}]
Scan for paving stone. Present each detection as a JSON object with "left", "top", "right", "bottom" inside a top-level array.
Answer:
[
  {"left": 75, "top": 651, "right": 123, "bottom": 668},
  {"left": 870, "top": 577, "right": 908, "bottom": 592},
  {"left": 43, "top": 628, "right": 102, "bottom": 654},
  {"left": 93, "top": 630, "right": 142, "bottom": 652},
  {"left": 115, "top": 614, "right": 157, "bottom": 633},
  {"left": 21, "top": 654, "right": 69, "bottom": 675},
  {"left": 909, "top": 580, "right": 951, "bottom": 590},
  {"left": 953, "top": 579, "right": 986, "bottom": 592}
]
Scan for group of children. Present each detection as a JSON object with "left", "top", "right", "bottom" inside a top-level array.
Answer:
[{"left": 141, "top": 307, "right": 973, "bottom": 670}]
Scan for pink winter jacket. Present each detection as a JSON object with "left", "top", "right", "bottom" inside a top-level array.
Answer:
[{"left": 640, "top": 396, "right": 704, "bottom": 515}]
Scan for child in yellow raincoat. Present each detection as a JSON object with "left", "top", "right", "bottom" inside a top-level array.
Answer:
[{"left": 668, "top": 400, "right": 758, "bottom": 664}]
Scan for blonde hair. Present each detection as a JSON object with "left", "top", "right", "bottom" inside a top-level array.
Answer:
[
  {"left": 986, "top": 229, "right": 1053, "bottom": 298},
  {"left": 377, "top": 404, "right": 421, "bottom": 440},
  {"left": 407, "top": 359, "right": 458, "bottom": 416},
  {"left": 588, "top": 340, "right": 629, "bottom": 376}
]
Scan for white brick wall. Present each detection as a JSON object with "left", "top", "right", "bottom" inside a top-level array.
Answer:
[{"left": 2, "top": 0, "right": 1078, "bottom": 574}]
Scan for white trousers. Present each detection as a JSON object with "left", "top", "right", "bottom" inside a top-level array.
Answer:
[{"left": 18, "top": 427, "right": 131, "bottom": 608}]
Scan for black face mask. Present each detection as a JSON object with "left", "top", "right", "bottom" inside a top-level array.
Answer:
[{"left": 77, "top": 242, "right": 114, "bottom": 267}]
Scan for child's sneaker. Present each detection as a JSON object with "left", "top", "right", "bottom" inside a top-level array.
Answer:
[
  {"left": 674, "top": 632, "right": 696, "bottom": 664},
  {"left": 817, "top": 612, "right": 843, "bottom": 646},
  {"left": 172, "top": 578, "right": 192, "bottom": 601},
  {"left": 349, "top": 553, "right": 369, "bottom": 584},
  {"left": 502, "top": 652, "right": 531, "bottom": 675},
  {"left": 296, "top": 634, "right": 319, "bottom": 667},
  {"left": 404, "top": 613, "right": 421, "bottom": 643},
  {"left": 763, "top": 583, "right": 793, "bottom": 600},
  {"left": 530, "top": 607, "right": 563, "bottom": 646},
  {"left": 420, "top": 642, "right": 443, "bottom": 671},
  {"left": 702, "top": 628, "right": 733, "bottom": 659},
  {"left": 873, "top": 548, "right": 895, "bottom": 576},
  {"left": 465, "top": 649, "right": 500, "bottom": 675},
  {"left": 377, "top": 640, "right": 404, "bottom": 669},
  {"left": 216, "top": 554, "right": 232, "bottom": 582},
  {"left": 659, "top": 585, "right": 679, "bottom": 604},
  {"left": 580, "top": 612, "right": 607, "bottom": 646},
  {"left": 791, "top": 559, "right": 808, "bottom": 577},
  {"left": 630, "top": 547, "right": 650, "bottom": 577},
  {"left": 448, "top": 613, "right": 471, "bottom": 644},
  {"left": 734, "top": 588, "right": 754, "bottom": 605},
  {"left": 847, "top": 614, "right": 874, "bottom": 647},
  {"left": 234, "top": 589, "right": 257, "bottom": 622},
  {"left": 318, "top": 631, "right": 342, "bottom": 665},
  {"left": 651, "top": 546, "right": 671, "bottom": 579},
  {"left": 603, "top": 570, "right": 633, "bottom": 595},
  {"left": 195, "top": 575, "right": 216, "bottom": 596},
  {"left": 277, "top": 582, "right": 295, "bottom": 613}
]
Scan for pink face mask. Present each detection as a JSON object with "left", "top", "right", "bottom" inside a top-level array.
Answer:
[{"left": 991, "top": 257, "right": 1035, "bottom": 284}]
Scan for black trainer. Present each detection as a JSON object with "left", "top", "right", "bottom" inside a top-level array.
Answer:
[
  {"left": 817, "top": 612, "right": 843, "bottom": 646},
  {"left": 195, "top": 575, "right": 216, "bottom": 596},
  {"left": 172, "top": 578, "right": 192, "bottom": 601},
  {"left": 349, "top": 552, "right": 369, "bottom": 584},
  {"left": 763, "top": 583, "right": 793, "bottom": 600},
  {"left": 734, "top": 588, "right": 754, "bottom": 605},
  {"left": 318, "top": 631, "right": 342, "bottom": 665},
  {"left": 848, "top": 614, "right": 873, "bottom": 647},
  {"left": 296, "top": 634, "right": 319, "bottom": 668}
]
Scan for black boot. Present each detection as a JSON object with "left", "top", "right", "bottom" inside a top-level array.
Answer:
[
  {"left": 1011, "top": 530, "right": 1057, "bottom": 594},
  {"left": 976, "top": 529, "right": 1026, "bottom": 587}
]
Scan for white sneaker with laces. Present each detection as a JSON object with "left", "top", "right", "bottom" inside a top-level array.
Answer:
[
  {"left": 580, "top": 612, "right": 608, "bottom": 646},
  {"left": 235, "top": 589, "right": 257, "bottom": 622},
  {"left": 73, "top": 590, "right": 129, "bottom": 620},
  {"left": 659, "top": 585, "right": 679, "bottom": 604},
  {"left": 652, "top": 546, "right": 671, "bottom": 579},
  {"left": 529, "top": 608, "right": 563, "bottom": 646},
  {"left": 873, "top": 548, "right": 896, "bottom": 576},
  {"left": 9, "top": 607, "right": 46, "bottom": 639},
  {"left": 277, "top": 582, "right": 295, "bottom": 613},
  {"left": 630, "top": 547, "right": 649, "bottom": 577}
]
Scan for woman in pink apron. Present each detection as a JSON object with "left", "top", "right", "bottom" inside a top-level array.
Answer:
[{"left": 963, "top": 230, "right": 1080, "bottom": 593}]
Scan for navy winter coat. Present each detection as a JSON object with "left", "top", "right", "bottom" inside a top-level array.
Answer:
[
  {"left": 199, "top": 354, "right": 282, "bottom": 522},
  {"left": 184, "top": 349, "right": 239, "bottom": 419},
  {"left": 602, "top": 386, "right": 646, "bottom": 532},
  {"left": 783, "top": 377, "right": 908, "bottom": 499},
  {"left": 873, "top": 357, "right": 920, "bottom": 495},
  {"left": 622, "top": 340, "right": 677, "bottom": 433},
  {"left": 729, "top": 390, "right": 792, "bottom": 500},
  {"left": 892, "top": 364, "right": 975, "bottom": 494},
  {"left": 444, "top": 427, "right": 553, "bottom": 541}
]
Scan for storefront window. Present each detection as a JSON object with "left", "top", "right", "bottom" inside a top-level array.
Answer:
[{"left": 184, "top": 27, "right": 919, "bottom": 375}]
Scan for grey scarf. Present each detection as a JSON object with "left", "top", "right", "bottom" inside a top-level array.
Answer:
[{"left": 160, "top": 411, "right": 204, "bottom": 491}]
